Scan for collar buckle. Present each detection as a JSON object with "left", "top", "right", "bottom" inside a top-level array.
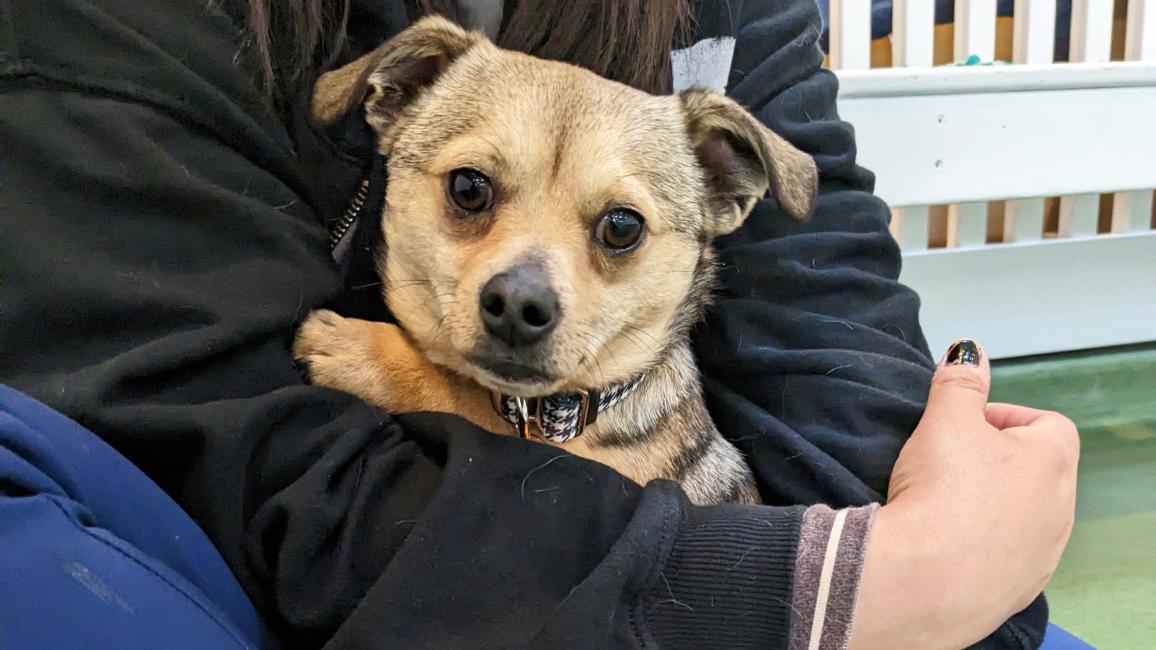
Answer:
[
  {"left": 516, "top": 396, "right": 539, "bottom": 440},
  {"left": 491, "top": 390, "right": 596, "bottom": 442}
]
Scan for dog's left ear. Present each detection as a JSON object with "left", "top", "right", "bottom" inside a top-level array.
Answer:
[
  {"left": 310, "top": 17, "right": 481, "bottom": 140},
  {"left": 680, "top": 90, "right": 818, "bottom": 236}
]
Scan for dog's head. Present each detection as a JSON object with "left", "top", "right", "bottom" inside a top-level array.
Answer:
[{"left": 313, "top": 17, "right": 817, "bottom": 397}]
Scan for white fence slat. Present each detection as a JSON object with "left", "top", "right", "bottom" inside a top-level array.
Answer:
[
  {"left": 1121, "top": 0, "right": 1155, "bottom": 196},
  {"left": 1070, "top": 0, "right": 1116, "bottom": 63},
  {"left": 1126, "top": 0, "right": 1156, "bottom": 61},
  {"left": 902, "top": 232, "right": 1156, "bottom": 359},
  {"left": 1014, "top": 0, "right": 1059, "bottom": 63},
  {"left": 947, "top": 203, "right": 988, "bottom": 247},
  {"left": 895, "top": 206, "right": 931, "bottom": 250},
  {"left": 1004, "top": 198, "right": 1046, "bottom": 242},
  {"left": 893, "top": 0, "right": 936, "bottom": 67},
  {"left": 836, "top": 69, "right": 1156, "bottom": 207},
  {"left": 837, "top": 61, "right": 1156, "bottom": 97},
  {"left": 1062, "top": 2, "right": 1152, "bottom": 240},
  {"left": 1035, "top": 0, "right": 1113, "bottom": 249},
  {"left": 1112, "top": 191, "right": 1155, "bottom": 232},
  {"left": 829, "top": 0, "right": 872, "bottom": 70},
  {"left": 1108, "top": 0, "right": 1156, "bottom": 250},
  {"left": 955, "top": 0, "right": 999, "bottom": 61},
  {"left": 1057, "top": 193, "right": 1100, "bottom": 238}
]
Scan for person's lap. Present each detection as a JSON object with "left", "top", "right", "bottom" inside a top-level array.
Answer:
[{"left": 0, "top": 385, "right": 276, "bottom": 649}]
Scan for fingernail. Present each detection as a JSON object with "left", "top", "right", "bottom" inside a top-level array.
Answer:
[{"left": 944, "top": 339, "right": 982, "bottom": 367}]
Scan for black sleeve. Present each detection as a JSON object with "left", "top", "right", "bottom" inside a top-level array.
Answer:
[
  {"left": 1, "top": 2, "right": 810, "bottom": 648},
  {"left": 700, "top": 0, "right": 933, "bottom": 507},
  {"left": 700, "top": 1, "right": 1047, "bottom": 646}
]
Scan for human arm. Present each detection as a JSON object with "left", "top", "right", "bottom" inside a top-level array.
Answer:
[
  {"left": 0, "top": 2, "right": 814, "bottom": 647},
  {"left": 850, "top": 345, "right": 1078, "bottom": 649},
  {"left": 699, "top": 0, "right": 1052, "bottom": 646},
  {"left": 1, "top": 2, "right": 1071, "bottom": 648}
]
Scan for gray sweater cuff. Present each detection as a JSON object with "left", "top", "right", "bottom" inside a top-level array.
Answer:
[{"left": 788, "top": 504, "right": 880, "bottom": 650}]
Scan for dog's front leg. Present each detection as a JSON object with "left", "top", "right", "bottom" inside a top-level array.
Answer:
[{"left": 294, "top": 309, "right": 511, "bottom": 433}]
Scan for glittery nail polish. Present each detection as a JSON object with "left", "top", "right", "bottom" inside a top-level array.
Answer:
[{"left": 945, "top": 339, "right": 981, "bottom": 366}]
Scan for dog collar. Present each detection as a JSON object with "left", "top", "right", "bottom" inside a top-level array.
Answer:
[{"left": 491, "top": 376, "right": 642, "bottom": 443}]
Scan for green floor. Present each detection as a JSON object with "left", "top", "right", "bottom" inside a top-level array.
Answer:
[{"left": 991, "top": 344, "right": 1156, "bottom": 649}]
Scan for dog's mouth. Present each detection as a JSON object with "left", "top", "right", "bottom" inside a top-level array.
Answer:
[{"left": 466, "top": 356, "right": 559, "bottom": 393}]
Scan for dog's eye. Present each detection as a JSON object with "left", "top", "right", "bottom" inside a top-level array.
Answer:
[
  {"left": 595, "top": 209, "right": 645, "bottom": 251},
  {"left": 448, "top": 168, "right": 494, "bottom": 212}
]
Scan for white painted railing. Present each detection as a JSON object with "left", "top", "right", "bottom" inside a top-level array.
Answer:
[{"left": 828, "top": 0, "right": 1156, "bottom": 359}]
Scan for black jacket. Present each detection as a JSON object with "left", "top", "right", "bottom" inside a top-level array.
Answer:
[{"left": 0, "top": 0, "right": 1045, "bottom": 647}]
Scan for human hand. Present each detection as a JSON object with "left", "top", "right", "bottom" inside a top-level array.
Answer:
[{"left": 849, "top": 340, "right": 1079, "bottom": 650}]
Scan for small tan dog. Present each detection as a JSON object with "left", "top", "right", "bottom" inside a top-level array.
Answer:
[{"left": 294, "top": 18, "right": 817, "bottom": 504}]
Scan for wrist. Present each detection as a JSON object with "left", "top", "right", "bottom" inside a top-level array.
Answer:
[{"left": 847, "top": 502, "right": 979, "bottom": 650}]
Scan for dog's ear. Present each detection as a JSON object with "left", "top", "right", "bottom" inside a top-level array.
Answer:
[
  {"left": 311, "top": 16, "right": 480, "bottom": 137},
  {"left": 680, "top": 90, "right": 818, "bottom": 236}
]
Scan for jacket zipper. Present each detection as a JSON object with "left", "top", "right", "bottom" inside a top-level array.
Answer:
[{"left": 329, "top": 177, "right": 371, "bottom": 251}]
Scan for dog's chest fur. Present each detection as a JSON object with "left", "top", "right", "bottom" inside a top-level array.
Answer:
[{"left": 565, "top": 342, "right": 760, "bottom": 504}]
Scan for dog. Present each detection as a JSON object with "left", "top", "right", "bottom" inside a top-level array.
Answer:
[{"left": 294, "top": 17, "right": 817, "bottom": 505}]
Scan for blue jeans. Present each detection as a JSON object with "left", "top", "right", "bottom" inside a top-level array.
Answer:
[{"left": 0, "top": 386, "right": 276, "bottom": 649}]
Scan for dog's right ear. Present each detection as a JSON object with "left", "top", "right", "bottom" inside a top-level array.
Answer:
[{"left": 311, "top": 16, "right": 480, "bottom": 137}]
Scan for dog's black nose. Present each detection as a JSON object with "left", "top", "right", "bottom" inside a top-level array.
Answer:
[{"left": 479, "top": 264, "right": 559, "bottom": 346}]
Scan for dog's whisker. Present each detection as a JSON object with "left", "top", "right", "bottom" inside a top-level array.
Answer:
[
  {"left": 623, "top": 324, "right": 662, "bottom": 349},
  {"left": 576, "top": 330, "right": 611, "bottom": 385},
  {"left": 427, "top": 315, "right": 453, "bottom": 344},
  {"left": 618, "top": 331, "right": 648, "bottom": 356},
  {"left": 426, "top": 290, "right": 458, "bottom": 300},
  {"left": 615, "top": 171, "right": 647, "bottom": 183},
  {"left": 389, "top": 279, "right": 435, "bottom": 288},
  {"left": 616, "top": 325, "right": 658, "bottom": 359}
]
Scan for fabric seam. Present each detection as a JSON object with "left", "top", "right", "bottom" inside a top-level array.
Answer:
[{"left": 629, "top": 496, "right": 679, "bottom": 649}]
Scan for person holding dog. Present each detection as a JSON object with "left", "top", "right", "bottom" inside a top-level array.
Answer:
[{"left": 0, "top": 1, "right": 1077, "bottom": 649}]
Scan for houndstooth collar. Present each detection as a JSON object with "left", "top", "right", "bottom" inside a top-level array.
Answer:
[{"left": 491, "top": 376, "right": 642, "bottom": 443}]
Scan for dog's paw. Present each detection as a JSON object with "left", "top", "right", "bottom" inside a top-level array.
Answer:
[
  {"left": 294, "top": 310, "right": 427, "bottom": 412},
  {"left": 293, "top": 309, "right": 371, "bottom": 390}
]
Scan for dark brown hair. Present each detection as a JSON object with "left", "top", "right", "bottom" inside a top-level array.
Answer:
[{"left": 242, "top": 0, "right": 691, "bottom": 98}]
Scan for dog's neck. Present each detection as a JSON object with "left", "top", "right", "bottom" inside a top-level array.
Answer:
[{"left": 489, "top": 374, "right": 643, "bottom": 443}]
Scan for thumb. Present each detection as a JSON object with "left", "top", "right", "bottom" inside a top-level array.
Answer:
[{"left": 921, "top": 339, "right": 991, "bottom": 426}]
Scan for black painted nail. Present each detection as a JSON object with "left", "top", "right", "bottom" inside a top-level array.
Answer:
[{"left": 945, "top": 339, "right": 981, "bottom": 367}]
